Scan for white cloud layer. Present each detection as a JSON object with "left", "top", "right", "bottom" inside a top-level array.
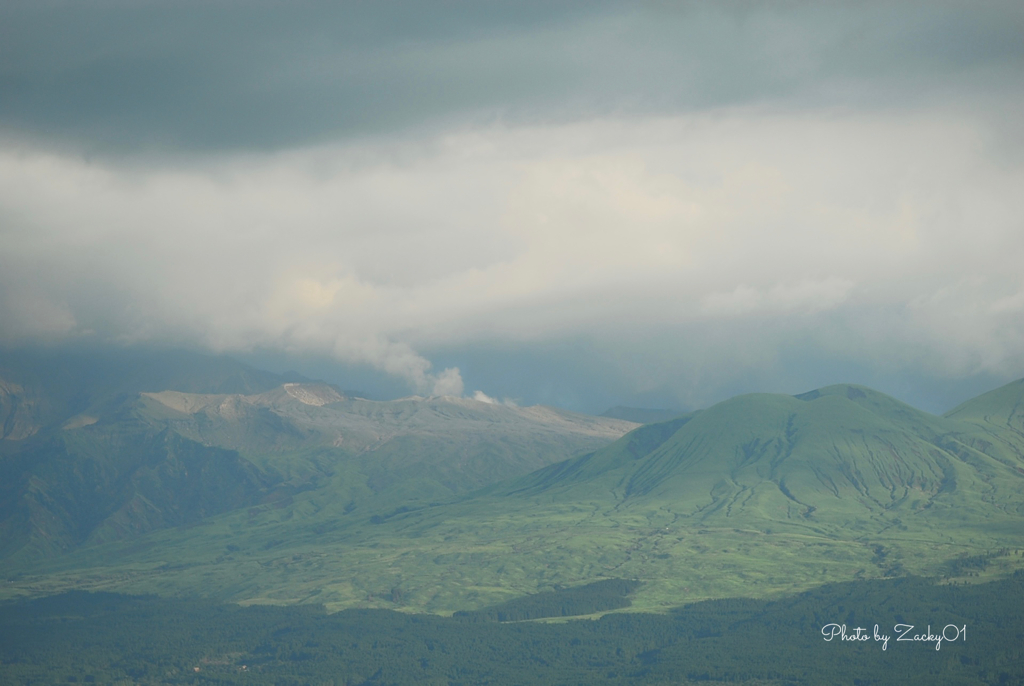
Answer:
[{"left": 1, "top": 101, "right": 1023, "bottom": 401}]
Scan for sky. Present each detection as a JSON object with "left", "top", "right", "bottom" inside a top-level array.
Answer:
[{"left": 1, "top": 1, "right": 1023, "bottom": 414}]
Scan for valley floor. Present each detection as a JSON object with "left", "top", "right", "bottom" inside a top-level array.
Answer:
[{"left": 2, "top": 574, "right": 1022, "bottom": 685}]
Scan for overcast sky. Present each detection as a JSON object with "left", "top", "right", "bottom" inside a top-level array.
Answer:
[{"left": 2, "top": 1, "right": 1023, "bottom": 413}]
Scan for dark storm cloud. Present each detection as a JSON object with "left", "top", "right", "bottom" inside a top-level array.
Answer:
[
  {"left": 0, "top": 1, "right": 612, "bottom": 150},
  {"left": 2, "top": 1, "right": 1022, "bottom": 152}
]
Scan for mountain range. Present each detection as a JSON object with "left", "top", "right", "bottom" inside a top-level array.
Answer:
[
  {"left": 1, "top": 348, "right": 1022, "bottom": 616},
  {"left": 0, "top": 348, "right": 635, "bottom": 562}
]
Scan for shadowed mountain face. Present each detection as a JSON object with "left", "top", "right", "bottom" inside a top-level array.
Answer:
[
  {"left": 0, "top": 348, "right": 300, "bottom": 559},
  {"left": 0, "top": 348, "right": 298, "bottom": 442},
  {"left": 0, "top": 350, "right": 636, "bottom": 563},
  {"left": 0, "top": 428, "right": 275, "bottom": 559}
]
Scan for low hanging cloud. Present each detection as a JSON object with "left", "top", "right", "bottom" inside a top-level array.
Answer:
[
  {"left": 1, "top": 104, "right": 1023, "bottom": 404},
  {"left": 1, "top": 1, "right": 1023, "bottom": 406},
  {"left": 700, "top": 279, "right": 856, "bottom": 318}
]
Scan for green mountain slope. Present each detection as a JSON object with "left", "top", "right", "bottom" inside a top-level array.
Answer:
[
  {"left": 0, "top": 427, "right": 276, "bottom": 560},
  {"left": 0, "top": 352, "right": 636, "bottom": 564},
  {"left": 946, "top": 378, "right": 1024, "bottom": 427},
  {"left": 509, "top": 384, "right": 1023, "bottom": 528},
  {"left": 0, "top": 349, "right": 304, "bottom": 560},
  {"left": 3, "top": 378, "right": 1023, "bottom": 616}
]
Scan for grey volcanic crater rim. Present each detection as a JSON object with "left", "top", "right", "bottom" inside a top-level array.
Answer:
[{"left": 138, "top": 384, "right": 636, "bottom": 456}]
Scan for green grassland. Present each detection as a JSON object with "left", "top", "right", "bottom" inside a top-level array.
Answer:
[{"left": 5, "top": 381, "right": 1023, "bottom": 615}]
